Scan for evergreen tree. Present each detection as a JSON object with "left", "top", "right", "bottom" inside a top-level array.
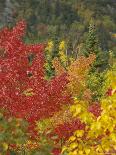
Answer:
[
  {"left": 82, "top": 19, "right": 100, "bottom": 56},
  {"left": 82, "top": 19, "right": 109, "bottom": 72}
]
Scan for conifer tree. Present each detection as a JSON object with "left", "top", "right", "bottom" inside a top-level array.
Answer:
[
  {"left": 84, "top": 19, "right": 99, "bottom": 56},
  {"left": 82, "top": 19, "right": 108, "bottom": 72}
]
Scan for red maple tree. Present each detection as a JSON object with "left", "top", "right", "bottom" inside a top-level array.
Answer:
[{"left": 0, "top": 21, "right": 70, "bottom": 123}]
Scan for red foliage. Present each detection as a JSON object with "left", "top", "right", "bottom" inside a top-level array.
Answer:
[
  {"left": 88, "top": 103, "right": 102, "bottom": 117},
  {"left": 106, "top": 88, "right": 113, "bottom": 96},
  {"left": 51, "top": 148, "right": 61, "bottom": 155},
  {"left": 53, "top": 119, "right": 85, "bottom": 140},
  {"left": 0, "top": 21, "right": 70, "bottom": 123}
]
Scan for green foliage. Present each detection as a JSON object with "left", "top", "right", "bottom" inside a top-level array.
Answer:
[
  {"left": 0, "top": 110, "right": 28, "bottom": 154},
  {"left": 84, "top": 19, "right": 100, "bottom": 56},
  {"left": 44, "top": 41, "right": 55, "bottom": 79},
  {"left": 87, "top": 72, "right": 105, "bottom": 101},
  {"left": 81, "top": 19, "right": 109, "bottom": 72},
  {"left": 0, "top": 0, "right": 115, "bottom": 51}
]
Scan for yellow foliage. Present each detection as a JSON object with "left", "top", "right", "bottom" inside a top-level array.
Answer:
[
  {"left": 23, "top": 88, "right": 34, "bottom": 96},
  {"left": 68, "top": 136, "right": 76, "bottom": 142},
  {"left": 52, "top": 58, "right": 65, "bottom": 76},
  {"left": 74, "top": 130, "right": 84, "bottom": 138},
  {"left": 45, "top": 41, "right": 54, "bottom": 53},
  {"left": 102, "top": 62, "right": 116, "bottom": 95},
  {"left": 67, "top": 54, "right": 96, "bottom": 97},
  {"left": 62, "top": 66, "right": 116, "bottom": 155},
  {"left": 59, "top": 40, "right": 68, "bottom": 66},
  {"left": 2, "top": 143, "right": 8, "bottom": 151}
]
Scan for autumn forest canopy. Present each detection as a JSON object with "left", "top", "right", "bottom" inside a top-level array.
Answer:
[{"left": 0, "top": 0, "right": 116, "bottom": 155}]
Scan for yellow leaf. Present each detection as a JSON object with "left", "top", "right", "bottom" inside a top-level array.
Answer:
[
  {"left": 68, "top": 136, "right": 76, "bottom": 142},
  {"left": 61, "top": 146, "right": 67, "bottom": 153},
  {"left": 110, "top": 133, "right": 116, "bottom": 142},
  {"left": 70, "top": 143, "right": 78, "bottom": 149},
  {"left": 72, "top": 150, "right": 78, "bottom": 155},
  {"left": 78, "top": 150, "right": 84, "bottom": 155},
  {"left": 84, "top": 148, "right": 91, "bottom": 155},
  {"left": 2, "top": 143, "right": 8, "bottom": 151},
  {"left": 74, "top": 130, "right": 84, "bottom": 137}
]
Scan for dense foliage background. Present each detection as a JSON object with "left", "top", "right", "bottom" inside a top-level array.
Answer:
[
  {"left": 0, "top": 0, "right": 116, "bottom": 51},
  {"left": 0, "top": 0, "right": 116, "bottom": 155}
]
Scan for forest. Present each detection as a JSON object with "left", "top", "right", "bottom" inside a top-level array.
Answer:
[{"left": 0, "top": 0, "right": 116, "bottom": 155}]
